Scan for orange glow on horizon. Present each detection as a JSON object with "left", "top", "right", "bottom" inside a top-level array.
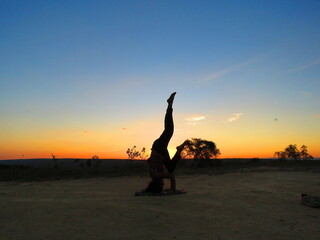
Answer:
[
  {"left": 1, "top": 113, "right": 319, "bottom": 160},
  {"left": 1, "top": 144, "right": 319, "bottom": 160}
]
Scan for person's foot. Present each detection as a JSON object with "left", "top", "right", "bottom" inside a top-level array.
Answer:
[
  {"left": 176, "top": 144, "right": 184, "bottom": 152},
  {"left": 176, "top": 140, "right": 190, "bottom": 152},
  {"left": 167, "top": 92, "right": 176, "bottom": 106}
]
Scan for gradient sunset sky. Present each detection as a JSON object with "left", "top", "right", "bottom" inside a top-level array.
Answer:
[{"left": 1, "top": 0, "right": 319, "bottom": 160}]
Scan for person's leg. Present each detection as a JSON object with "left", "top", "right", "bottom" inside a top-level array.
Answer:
[
  {"left": 151, "top": 92, "right": 176, "bottom": 162},
  {"left": 164, "top": 143, "right": 184, "bottom": 173},
  {"left": 154, "top": 106, "right": 173, "bottom": 147}
]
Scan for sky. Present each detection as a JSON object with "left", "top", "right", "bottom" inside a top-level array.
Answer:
[{"left": 1, "top": 0, "right": 319, "bottom": 160}]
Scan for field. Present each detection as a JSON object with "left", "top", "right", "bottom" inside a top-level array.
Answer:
[{"left": 0, "top": 161, "right": 320, "bottom": 240}]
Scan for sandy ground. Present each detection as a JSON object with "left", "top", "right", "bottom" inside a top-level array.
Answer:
[{"left": 0, "top": 171, "right": 319, "bottom": 240}]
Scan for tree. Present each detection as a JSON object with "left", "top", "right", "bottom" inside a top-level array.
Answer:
[
  {"left": 73, "top": 155, "right": 101, "bottom": 169},
  {"left": 139, "top": 147, "right": 148, "bottom": 160},
  {"left": 91, "top": 155, "right": 102, "bottom": 168},
  {"left": 181, "top": 138, "right": 221, "bottom": 167},
  {"left": 274, "top": 151, "right": 286, "bottom": 161},
  {"left": 274, "top": 144, "right": 313, "bottom": 160},
  {"left": 300, "top": 145, "right": 314, "bottom": 160},
  {"left": 51, "top": 153, "right": 59, "bottom": 169},
  {"left": 126, "top": 145, "right": 148, "bottom": 160}
]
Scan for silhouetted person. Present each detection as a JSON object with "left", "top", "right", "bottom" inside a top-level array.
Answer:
[{"left": 145, "top": 92, "right": 185, "bottom": 193}]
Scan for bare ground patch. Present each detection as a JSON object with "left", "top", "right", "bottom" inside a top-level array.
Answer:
[{"left": 0, "top": 171, "right": 319, "bottom": 240}]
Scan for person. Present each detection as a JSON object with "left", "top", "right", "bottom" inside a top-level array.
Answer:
[{"left": 145, "top": 92, "right": 185, "bottom": 193}]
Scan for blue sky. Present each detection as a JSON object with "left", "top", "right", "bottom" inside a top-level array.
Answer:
[{"left": 1, "top": 0, "right": 319, "bottom": 159}]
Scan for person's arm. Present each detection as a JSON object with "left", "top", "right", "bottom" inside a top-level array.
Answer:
[
  {"left": 170, "top": 174, "right": 176, "bottom": 191},
  {"left": 149, "top": 152, "right": 176, "bottom": 191},
  {"left": 150, "top": 170, "right": 176, "bottom": 191}
]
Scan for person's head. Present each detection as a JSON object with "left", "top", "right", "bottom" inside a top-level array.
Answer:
[{"left": 145, "top": 178, "right": 164, "bottom": 193}]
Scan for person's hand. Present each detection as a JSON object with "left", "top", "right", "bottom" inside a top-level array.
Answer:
[{"left": 170, "top": 174, "right": 176, "bottom": 191}]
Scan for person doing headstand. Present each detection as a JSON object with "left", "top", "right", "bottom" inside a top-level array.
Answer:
[{"left": 145, "top": 92, "right": 186, "bottom": 193}]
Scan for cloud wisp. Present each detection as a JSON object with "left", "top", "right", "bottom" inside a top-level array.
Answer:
[
  {"left": 201, "top": 54, "right": 266, "bottom": 84},
  {"left": 185, "top": 114, "right": 206, "bottom": 126},
  {"left": 299, "top": 91, "right": 313, "bottom": 99},
  {"left": 225, "top": 113, "right": 243, "bottom": 123},
  {"left": 282, "top": 60, "right": 320, "bottom": 75}
]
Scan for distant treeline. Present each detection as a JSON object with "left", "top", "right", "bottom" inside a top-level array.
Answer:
[
  {"left": 0, "top": 158, "right": 320, "bottom": 182},
  {"left": 0, "top": 157, "right": 319, "bottom": 168}
]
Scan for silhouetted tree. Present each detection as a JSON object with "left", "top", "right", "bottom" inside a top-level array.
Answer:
[
  {"left": 92, "top": 155, "right": 101, "bottom": 168},
  {"left": 274, "top": 144, "right": 313, "bottom": 160},
  {"left": 51, "top": 153, "right": 59, "bottom": 169},
  {"left": 74, "top": 156, "right": 101, "bottom": 168},
  {"left": 181, "top": 138, "right": 221, "bottom": 167},
  {"left": 300, "top": 145, "right": 314, "bottom": 160},
  {"left": 126, "top": 145, "right": 148, "bottom": 160},
  {"left": 274, "top": 151, "right": 286, "bottom": 161},
  {"left": 139, "top": 147, "right": 149, "bottom": 160}
]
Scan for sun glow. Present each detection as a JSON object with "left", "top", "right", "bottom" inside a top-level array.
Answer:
[{"left": 1, "top": 1, "right": 319, "bottom": 160}]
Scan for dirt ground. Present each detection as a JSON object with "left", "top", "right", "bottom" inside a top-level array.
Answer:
[{"left": 0, "top": 171, "right": 319, "bottom": 240}]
